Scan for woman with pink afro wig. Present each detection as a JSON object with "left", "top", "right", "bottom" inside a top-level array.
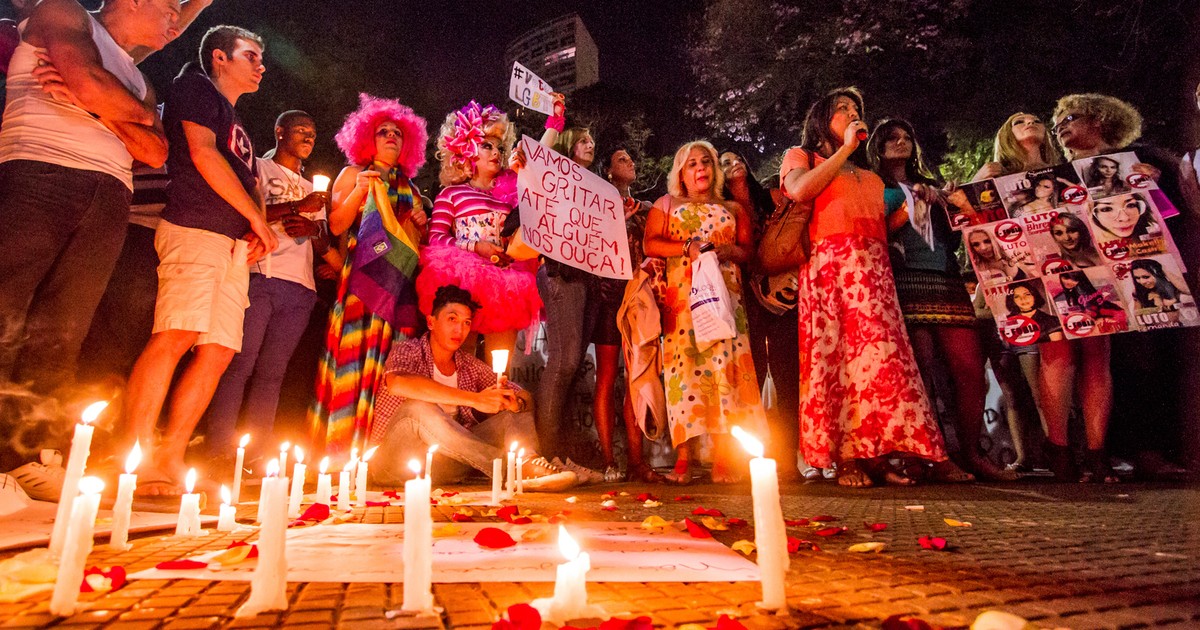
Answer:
[{"left": 311, "top": 93, "right": 430, "bottom": 455}]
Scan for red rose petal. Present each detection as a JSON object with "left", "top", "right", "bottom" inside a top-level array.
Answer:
[
  {"left": 865, "top": 522, "right": 889, "bottom": 532},
  {"left": 226, "top": 541, "right": 259, "bottom": 558},
  {"left": 691, "top": 507, "right": 724, "bottom": 517},
  {"left": 635, "top": 492, "right": 659, "bottom": 502},
  {"left": 918, "top": 535, "right": 948, "bottom": 550},
  {"left": 452, "top": 513, "right": 475, "bottom": 522},
  {"left": 383, "top": 490, "right": 402, "bottom": 499},
  {"left": 365, "top": 500, "right": 391, "bottom": 507},
  {"left": 441, "top": 491, "right": 459, "bottom": 497},
  {"left": 80, "top": 566, "right": 126, "bottom": 592},
  {"left": 714, "top": 614, "right": 749, "bottom": 630},
  {"left": 786, "top": 537, "right": 803, "bottom": 553},
  {"left": 474, "top": 527, "right": 517, "bottom": 549},
  {"left": 155, "top": 559, "right": 208, "bottom": 570},
  {"left": 497, "top": 505, "right": 520, "bottom": 522},
  {"left": 814, "top": 526, "right": 847, "bottom": 537},
  {"left": 298, "top": 503, "right": 330, "bottom": 521},
  {"left": 726, "top": 517, "right": 747, "bottom": 527},
  {"left": 784, "top": 518, "right": 809, "bottom": 527},
  {"left": 601, "top": 491, "right": 618, "bottom": 498},
  {"left": 882, "top": 614, "right": 936, "bottom": 630},
  {"left": 683, "top": 518, "right": 712, "bottom": 538},
  {"left": 601, "top": 505, "right": 619, "bottom": 512},
  {"left": 504, "top": 603, "right": 540, "bottom": 630},
  {"left": 811, "top": 515, "right": 838, "bottom": 522},
  {"left": 673, "top": 495, "right": 694, "bottom": 502},
  {"left": 330, "top": 494, "right": 338, "bottom": 502}
]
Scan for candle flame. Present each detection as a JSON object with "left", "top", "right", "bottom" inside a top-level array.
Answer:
[
  {"left": 220, "top": 484, "right": 231, "bottom": 505},
  {"left": 185, "top": 468, "right": 197, "bottom": 493},
  {"left": 280, "top": 441, "right": 291, "bottom": 453},
  {"left": 363, "top": 446, "right": 379, "bottom": 462},
  {"left": 490, "top": 349, "right": 510, "bottom": 373},
  {"left": 731, "top": 426, "right": 764, "bottom": 458},
  {"left": 509, "top": 441, "right": 518, "bottom": 453},
  {"left": 267, "top": 458, "right": 280, "bottom": 477},
  {"left": 407, "top": 459, "right": 421, "bottom": 475},
  {"left": 239, "top": 434, "right": 250, "bottom": 448},
  {"left": 517, "top": 447, "right": 525, "bottom": 458},
  {"left": 557, "top": 525, "right": 580, "bottom": 560},
  {"left": 351, "top": 446, "right": 359, "bottom": 460},
  {"left": 343, "top": 460, "right": 355, "bottom": 472},
  {"left": 78, "top": 476, "right": 105, "bottom": 495},
  {"left": 312, "top": 174, "right": 331, "bottom": 192},
  {"left": 294, "top": 446, "right": 305, "bottom": 464},
  {"left": 428, "top": 444, "right": 439, "bottom": 455},
  {"left": 124, "top": 442, "right": 142, "bottom": 474},
  {"left": 81, "top": 401, "right": 108, "bottom": 425},
  {"left": 319, "top": 456, "right": 329, "bottom": 474}
]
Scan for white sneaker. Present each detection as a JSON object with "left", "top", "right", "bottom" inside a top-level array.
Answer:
[
  {"left": 6, "top": 461, "right": 66, "bottom": 501},
  {"left": 521, "top": 457, "right": 579, "bottom": 492},
  {"left": 552, "top": 458, "right": 606, "bottom": 485}
]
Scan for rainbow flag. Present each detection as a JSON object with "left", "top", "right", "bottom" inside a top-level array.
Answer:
[{"left": 346, "top": 178, "right": 421, "bottom": 330}]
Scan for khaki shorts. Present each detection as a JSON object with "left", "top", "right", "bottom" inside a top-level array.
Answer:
[{"left": 153, "top": 220, "right": 250, "bottom": 351}]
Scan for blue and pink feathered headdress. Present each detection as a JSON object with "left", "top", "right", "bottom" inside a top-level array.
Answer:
[
  {"left": 335, "top": 93, "right": 428, "bottom": 177},
  {"left": 441, "top": 101, "right": 506, "bottom": 175}
]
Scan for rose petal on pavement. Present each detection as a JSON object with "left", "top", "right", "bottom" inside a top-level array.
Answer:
[{"left": 474, "top": 527, "right": 517, "bottom": 549}]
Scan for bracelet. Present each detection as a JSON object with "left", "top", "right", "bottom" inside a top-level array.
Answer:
[{"left": 682, "top": 239, "right": 693, "bottom": 258}]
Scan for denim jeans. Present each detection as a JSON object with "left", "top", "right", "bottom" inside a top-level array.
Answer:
[
  {"left": 0, "top": 160, "right": 131, "bottom": 394},
  {"left": 371, "top": 400, "right": 539, "bottom": 485},
  {"left": 534, "top": 267, "right": 590, "bottom": 457},
  {"left": 78, "top": 223, "right": 160, "bottom": 384},
  {"left": 203, "top": 275, "right": 317, "bottom": 453}
]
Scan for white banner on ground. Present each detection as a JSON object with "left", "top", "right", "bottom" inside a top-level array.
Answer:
[{"left": 516, "top": 135, "right": 632, "bottom": 279}]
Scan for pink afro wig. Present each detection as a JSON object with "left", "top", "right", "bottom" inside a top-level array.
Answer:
[{"left": 334, "top": 93, "right": 428, "bottom": 178}]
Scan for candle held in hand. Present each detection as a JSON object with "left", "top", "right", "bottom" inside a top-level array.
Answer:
[{"left": 311, "top": 174, "right": 330, "bottom": 193}]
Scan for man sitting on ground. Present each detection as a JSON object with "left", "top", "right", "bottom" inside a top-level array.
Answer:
[{"left": 370, "top": 285, "right": 577, "bottom": 491}]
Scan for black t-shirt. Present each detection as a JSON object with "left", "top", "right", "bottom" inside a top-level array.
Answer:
[{"left": 161, "top": 63, "right": 256, "bottom": 239}]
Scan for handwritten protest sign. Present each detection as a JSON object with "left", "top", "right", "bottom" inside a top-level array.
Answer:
[
  {"left": 517, "top": 135, "right": 632, "bottom": 279},
  {"left": 509, "top": 61, "right": 556, "bottom": 115}
]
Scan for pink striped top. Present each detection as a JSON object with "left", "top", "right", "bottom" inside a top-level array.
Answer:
[{"left": 428, "top": 183, "right": 515, "bottom": 249}]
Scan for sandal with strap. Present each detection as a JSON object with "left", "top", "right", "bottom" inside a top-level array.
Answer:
[
  {"left": 836, "top": 459, "right": 874, "bottom": 488},
  {"left": 1081, "top": 449, "right": 1119, "bottom": 484}
]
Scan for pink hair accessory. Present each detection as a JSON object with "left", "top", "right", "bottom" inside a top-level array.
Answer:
[{"left": 443, "top": 101, "right": 504, "bottom": 174}]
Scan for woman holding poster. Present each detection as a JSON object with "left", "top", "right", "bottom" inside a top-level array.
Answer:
[
  {"left": 973, "top": 113, "right": 1061, "bottom": 181},
  {"left": 643, "top": 140, "right": 764, "bottom": 484},
  {"left": 417, "top": 101, "right": 542, "bottom": 357},
  {"left": 781, "top": 88, "right": 970, "bottom": 488}
]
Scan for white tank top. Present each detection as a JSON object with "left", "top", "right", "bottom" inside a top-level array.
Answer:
[{"left": 0, "top": 13, "right": 147, "bottom": 190}]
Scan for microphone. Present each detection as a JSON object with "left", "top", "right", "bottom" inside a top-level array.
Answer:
[{"left": 856, "top": 129, "right": 868, "bottom": 142}]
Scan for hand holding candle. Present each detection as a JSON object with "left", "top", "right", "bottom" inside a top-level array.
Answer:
[
  {"left": 109, "top": 442, "right": 141, "bottom": 551},
  {"left": 732, "top": 426, "right": 789, "bottom": 611},
  {"left": 311, "top": 174, "right": 330, "bottom": 193},
  {"left": 491, "top": 349, "right": 509, "bottom": 388}
]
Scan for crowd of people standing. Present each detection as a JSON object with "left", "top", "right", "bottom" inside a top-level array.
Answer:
[{"left": 1, "top": 1, "right": 1197, "bottom": 503}]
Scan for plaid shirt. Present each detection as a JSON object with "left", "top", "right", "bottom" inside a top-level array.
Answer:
[{"left": 371, "top": 334, "right": 520, "bottom": 443}]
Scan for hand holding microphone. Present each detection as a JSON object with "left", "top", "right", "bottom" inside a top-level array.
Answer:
[{"left": 843, "top": 120, "right": 869, "bottom": 149}]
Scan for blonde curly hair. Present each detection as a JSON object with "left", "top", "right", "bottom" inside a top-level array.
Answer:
[
  {"left": 1052, "top": 94, "right": 1143, "bottom": 159},
  {"left": 435, "top": 104, "right": 516, "bottom": 186},
  {"left": 667, "top": 140, "right": 725, "bottom": 200}
]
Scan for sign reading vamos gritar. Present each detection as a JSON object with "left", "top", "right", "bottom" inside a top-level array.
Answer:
[{"left": 962, "top": 152, "right": 1198, "bottom": 345}]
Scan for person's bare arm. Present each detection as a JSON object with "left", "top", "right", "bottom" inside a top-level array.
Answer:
[
  {"left": 131, "top": 0, "right": 213, "bottom": 63},
  {"left": 26, "top": 0, "right": 155, "bottom": 125},
  {"left": 183, "top": 121, "right": 276, "bottom": 252},
  {"left": 643, "top": 197, "right": 691, "bottom": 259},
  {"left": 386, "top": 373, "right": 515, "bottom": 415},
  {"left": 715, "top": 201, "right": 753, "bottom": 264},
  {"left": 102, "top": 77, "right": 167, "bottom": 166},
  {"left": 782, "top": 121, "right": 867, "bottom": 203},
  {"left": 330, "top": 165, "right": 375, "bottom": 236}
]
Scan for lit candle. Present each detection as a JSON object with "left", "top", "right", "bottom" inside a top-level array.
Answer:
[
  {"left": 337, "top": 461, "right": 352, "bottom": 512},
  {"left": 506, "top": 442, "right": 517, "bottom": 498},
  {"left": 217, "top": 485, "right": 237, "bottom": 531},
  {"left": 491, "top": 349, "right": 510, "bottom": 384},
  {"left": 490, "top": 458, "right": 503, "bottom": 505},
  {"left": 286, "top": 446, "right": 307, "bottom": 519},
  {"left": 49, "top": 477, "right": 104, "bottom": 616},
  {"left": 314, "top": 456, "right": 332, "bottom": 505},
  {"left": 109, "top": 442, "right": 141, "bottom": 551},
  {"left": 278, "top": 441, "right": 290, "bottom": 474},
  {"left": 532, "top": 526, "right": 596, "bottom": 623},
  {"left": 175, "top": 469, "right": 202, "bottom": 537},
  {"left": 232, "top": 434, "right": 250, "bottom": 505},
  {"left": 236, "top": 459, "right": 288, "bottom": 618},
  {"left": 425, "top": 444, "right": 438, "bottom": 481},
  {"left": 311, "top": 174, "right": 330, "bottom": 193},
  {"left": 732, "top": 426, "right": 789, "bottom": 611},
  {"left": 401, "top": 460, "right": 433, "bottom": 613},
  {"left": 516, "top": 447, "right": 526, "bottom": 494},
  {"left": 355, "top": 446, "right": 377, "bottom": 503},
  {"left": 347, "top": 447, "right": 359, "bottom": 504},
  {"left": 49, "top": 401, "right": 105, "bottom": 557}
]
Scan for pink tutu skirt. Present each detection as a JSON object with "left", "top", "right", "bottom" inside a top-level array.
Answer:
[{"left": 416, "top": 245, "right": 542, "bottom": 334}]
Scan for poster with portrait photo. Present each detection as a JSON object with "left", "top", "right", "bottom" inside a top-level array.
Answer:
[
  {"left": 1043, "top": 267, "right": 1130, "bottom": 339},
  {"left": 1111, "top": 255, "right": 1200, "bottom": 331},
  {"left": 1087, "top": 191, "right": 1171, "bottom": 262},
  {"left": 1020, "top": 207, "right": 1104, "bottom": 274},
  {"left": 983, "top": 278, "right": 1064, "bottom": 346},
  {"left": 944, "top": 179, "right": 1006, "bottom": 230},
  {"left": 994, "top": 164, "right": 1085, "bottom": 219},
  {"left": 964, "top": 222, "right": 1039, "bottom": 287},
  {"left": 1070, "top": 151, "right": 1181, "bottom": 219}
]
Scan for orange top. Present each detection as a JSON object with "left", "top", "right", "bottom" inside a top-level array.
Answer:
[{"left": 780, "top": 147, "right": 887, "bottom": 244}]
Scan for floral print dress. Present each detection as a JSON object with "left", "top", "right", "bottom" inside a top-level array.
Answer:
[
  {"left": 661, "top": 202, "right": 765, "bottom": 447},
  {"left": 780, "top": 148, "right": 949, "bottom": 468}
]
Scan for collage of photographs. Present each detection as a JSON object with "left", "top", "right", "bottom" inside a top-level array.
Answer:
[{"left": 952, "top": 152, "right": 1199, "bottom": 344}]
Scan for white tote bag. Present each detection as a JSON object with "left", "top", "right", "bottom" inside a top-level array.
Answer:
[{"left": 689, "top": 250, "right": 737, "bottom": 349}]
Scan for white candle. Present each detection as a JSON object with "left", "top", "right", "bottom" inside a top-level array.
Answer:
[
  {"left": 425, "top": 444, "right": 438, "bottom": 481},
  {"left": 286, "top": 447, "right": 307, "bottom": 519},
  {"left": 236, "top": 459, "right": 288, "bottom": 618},
  {"left": 311, "top": 174, "right": 330, "bottom": 193},
  {"left": 491, "top": 349, "right": 509, "bottom": 383},
  {"left": 516, "top": 448, "right": 526, "bottom": 494},
  {"left": 356, "top": 446, "right": 377, "bottom": 503},
  {"left": 217, "top": 485, "right": 237, "bottom": 531},
  {"left": 732, "top": 426, "right": 789, "bottom": 611},
  {"left": 506, "top": 442, "right": 517, "bottom": 498},
  {"left": 50, "top": 477, "right": 104, "bottom": 616},
  {"left": 278, "top": 441, "right": 290, "bottom": 475},
  {"left": 347, "top": 447, "right": 359, "bottom": 504},
  {"left": 533, "top": 526, "right": 595, "bottom": 623},
  {"left": 49, "top": 401, "right": 104, "bottom": 557},
  {"left": 490, "top": 458, "right": 503, "bottom": 505},
  {"left": 337, "top": 462, "right": 352, "bottom": 512},
  {"left": 401, "top": 460, "right": 433, "bottom": 613},
  {"left": 175, "top": 469, "right": 202, "bottom": 537},
  {"left": 232, "top": 434, "right": 250, "bottom": 505},
  {"left": 314, "top": 456, "right": 332, "bottom": 505},
  {"left": 109, "top": 442, "right": 141, "bottom": 551}
]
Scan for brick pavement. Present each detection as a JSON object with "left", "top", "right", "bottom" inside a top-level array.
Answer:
[{"left": 2, "top": 481, "right": 1199, "bottom": 629}]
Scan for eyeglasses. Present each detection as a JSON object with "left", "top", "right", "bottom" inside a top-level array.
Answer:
[{"left": 1053, "top": 114, "right": 1083, "bottom": 133}]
